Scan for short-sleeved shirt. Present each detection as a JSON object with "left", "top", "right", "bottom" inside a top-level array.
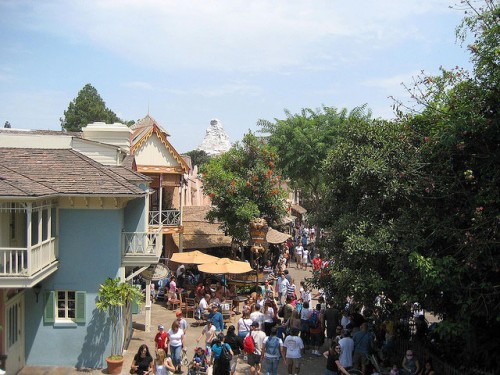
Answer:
[
  {"left": 202, "top": 324, "right": 217, "bottom": 344},
  {"left": 283, "top": 335, "right": 304, "bottom": 359},
  {"left": 295, "top": 246, "right": 303, "bottom": 257},
  {"left": 155, "top": 331, "right": 168, "bottom": 350},
  {"left": 302, "top": 249, "right": 309, "bottom": 260},
  {"left": 169, "top": 280, "right": 177, "bottom": 293},
  {"left": 211, "top": 342, "right": 231, "bottom": 359},
  {"left": 167, "top": 328, "right": 184, "bottom": 347},
  {"left": 251, "top": 330, "right": 267, "bottom": 355}
]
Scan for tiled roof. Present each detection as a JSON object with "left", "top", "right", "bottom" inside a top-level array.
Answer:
[
  {"left": 0, "top": 128, "right": 82, "bottom": 137},
  {"left": 0, "top": 148, "right": 146, "bottom": 197}
]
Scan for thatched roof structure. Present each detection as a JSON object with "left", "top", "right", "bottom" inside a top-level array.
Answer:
[
  {"left": 174, "top": 206, "right": 232, "bottom": 249},
  {"left": 266, "top": 228, "right": 291, "bottom": 244}
]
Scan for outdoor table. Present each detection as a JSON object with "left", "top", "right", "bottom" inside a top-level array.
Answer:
[{"left": 233, "top": 296, "right": 248, "bottom": 313}]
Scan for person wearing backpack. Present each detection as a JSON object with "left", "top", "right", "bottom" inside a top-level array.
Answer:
[
  {"left": 261, "top": 327, "right": 285, "bottom": 375},
  {"left": 245, "top": 321, "right": 267, "bottom": 375},
  {"left": 210, "top": 333, "right": 233, "bottom": 375},
  {"left": 309, "top": 304, "right": 324, "bottom": 356}
]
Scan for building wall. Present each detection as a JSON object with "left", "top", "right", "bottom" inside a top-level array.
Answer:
[
  {"left": 135, "top": 136, "right": 177, "bottom": 166},
  {"left": 24, "top": 208, "right": 124, "bottom": 368}
]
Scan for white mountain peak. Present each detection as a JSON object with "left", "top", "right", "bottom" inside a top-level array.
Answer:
[{"left": 197, "top": 118, "right": 231, "bottom": 156}]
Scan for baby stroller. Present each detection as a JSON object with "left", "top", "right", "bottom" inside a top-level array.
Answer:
[{"left": 189, "top": 347, "right": 209, "bottom": 375}]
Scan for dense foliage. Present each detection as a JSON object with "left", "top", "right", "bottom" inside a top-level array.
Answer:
[
  {"left": 259, "top": 1, "right": 499, "bottom": 369},
  {"left": 258, "top": 106, "right": 373, "bottom": 217},
  {"left": 199, "top": 132, "right": 287, "bottom": 242},
  {"left": 184, "top": 149, "right": 211, "bottom": 168},
  {"left": 60, "top": 83, "right": 125, "bottom": 131}
]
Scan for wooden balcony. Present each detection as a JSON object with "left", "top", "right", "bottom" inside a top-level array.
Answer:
[
  {"left": 122, "top": 230, "right": 163, "bottom": 267},
  {"left": 0, "top": 238, "right": 59, "bottom": 288},
  {"left": 148, "top": 209, "right": 181, "bottom": 226}
]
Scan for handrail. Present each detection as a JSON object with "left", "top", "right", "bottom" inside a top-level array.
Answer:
[{"left": 148, "top": 209, "right": 181, "bottom": 226}]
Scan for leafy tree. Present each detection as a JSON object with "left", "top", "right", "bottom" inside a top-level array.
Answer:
[
  {"left": 200, "top": 132, "right": 287, "bottom": 242},
  {"left": 184, "top": 149, "right": 211, "bottom": 168},
  {"left": 391, "top": 1, "right": 500, "bottom": 366},
  {"left": 258, "top": 105, "right": 373, "bottom": 222},
  {"left": 60, "top": 83, "right": 122, "bottom": 132},
  {"left": 311, "top": 115, "right": 420, "bottom": 308}
]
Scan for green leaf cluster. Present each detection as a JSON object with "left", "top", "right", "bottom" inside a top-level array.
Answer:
[
  {"left": 96, "top": 277, "right": 144, "bottom": 358},
  {"left": 60, "top": 83, "right": 123, "bottom": 132},
  {"left": 199, "top": 132, "right": 287, "bottom": 242}
]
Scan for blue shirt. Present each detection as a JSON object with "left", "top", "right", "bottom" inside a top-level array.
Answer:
[
  {"left": 210, "top": 311, "right": 224, "bottom": 332},
  {"left": 211, "top": 342, "right": 231, "bottom": 359}
]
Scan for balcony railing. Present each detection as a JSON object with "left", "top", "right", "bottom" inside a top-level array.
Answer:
[
  {"left": 148, "top": 210, "right": 181, "bottom": 226},
  {"left": 0, "top": 238, "right": 57, "bottom": 277},
  {"left": 122, "top": 231, "right": 161, "bottom": 256}
]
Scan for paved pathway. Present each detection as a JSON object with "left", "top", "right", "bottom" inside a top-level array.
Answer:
[{"left": 20, "top": 265, "right": 327, "bottom": 375}]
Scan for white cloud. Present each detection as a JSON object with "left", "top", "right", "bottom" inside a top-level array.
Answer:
[
  {"left": 122, "top": 81, "right": 154, "bottom": 90},
  {"left": 21, "top": 0, "right": 459, "bottom": 72}
]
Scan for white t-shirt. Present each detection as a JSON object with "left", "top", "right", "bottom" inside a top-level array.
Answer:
[
  {"left": 167, "top": 328, "right": 184, "bottom": 347},
  {"left": 301, "top": 290, "right": 311, "bottom": 303},
  {"left": 199, "top": 298, "right": 208, "bottom": 311},
  {"left": 238, "top": 317, "right": 253, "bottom": 333},
  {"left": 339, "top": 337, "right": 354, "bottom": 367},
  {"left": 202, "top": 324, "right": 216, "bottom": 344},
  {"left": 295, "top": 245, "right": 303, "bottom": 257},
  {"left": 251, "top": 330, "right": 267, "bottom": 355},
  {"left": 302, "top": 249, "right": 309, "bottom": 261},
  {"left": 263, "top": 307, "right": 274, "bottom": 323},
  {"left": 279, "top": 278, "right": 290, "bottom": 294},
  {"left": 283, "top": 335, "right": 304, "bottom": 359},
  {"left": 250, "top": 311, "right": 265, "bottom": 330},
  {"left": 300, "top": 307, "right": 313, "bottom": 321}
]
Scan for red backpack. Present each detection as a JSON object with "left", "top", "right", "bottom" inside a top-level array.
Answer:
[{"left": 243, "top": 334, "right": 255, "bottom": 354}]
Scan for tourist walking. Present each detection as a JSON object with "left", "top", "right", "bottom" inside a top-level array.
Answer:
[
  {"left": 322, "top": 341, "right": 350, "bottom": 375},
  {"left": 261, "top": 327, "right": 285, "bottom": 375},
  {"left": 283, "top": 328, "right": 304, "bottom": 375}
]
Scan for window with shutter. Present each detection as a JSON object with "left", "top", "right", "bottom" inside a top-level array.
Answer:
[{"left": 44, "top": 290, "right": 86, "bottom": 324}]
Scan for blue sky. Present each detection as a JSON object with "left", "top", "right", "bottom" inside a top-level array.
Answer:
[{"left": 0, "top": 0, "right": 472, "bottom": 153}]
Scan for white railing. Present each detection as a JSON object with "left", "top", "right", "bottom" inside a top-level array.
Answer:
[
  {"left": 122, "top": 231, "right": 161, "bottom": 256},
  {"left": 0, "top": 238, "right": 57, "bottom": 276},
  {"left": 148, "top": 210, "right": 181, "bottom": 226}
]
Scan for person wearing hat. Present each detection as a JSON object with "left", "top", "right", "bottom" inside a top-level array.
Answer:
[
  {"left": 176, "top": 310, "right": 188, "bottom": 334},
  {"left": 209, "top": 303, "right": 224, "bottom": 333},
  {"left": 155, "top": 324, "right": 168, "bottom": 353}
]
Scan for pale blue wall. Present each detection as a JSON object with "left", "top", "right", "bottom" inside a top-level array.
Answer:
[
  {"left": 24, "top": 208, "right": 125, "bottom": 368},
  {"left": 124, "top": 197, "right": 146, "bottom": 233}
]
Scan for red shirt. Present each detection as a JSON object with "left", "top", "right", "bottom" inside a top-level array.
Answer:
[
  {"left": 312, "top": 257, "right": 322, "bottom": 270},
  {"left": 155, "top": 331, "right": 168, "bottom": 350}
]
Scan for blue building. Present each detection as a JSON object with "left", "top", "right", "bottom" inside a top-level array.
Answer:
[{"left": 0, "top": 126, "right": 170, "bottom": 373}]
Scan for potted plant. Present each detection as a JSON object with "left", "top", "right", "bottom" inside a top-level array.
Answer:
[{"left": 96, "top": 277, "right": 144, "bottom": 374}]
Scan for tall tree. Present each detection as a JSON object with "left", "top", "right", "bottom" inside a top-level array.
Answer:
[
  {"left": 60, "top": 84, "right": 121, "bottom": 132},
  {"left": 184, "top": 149, "right": 211, "bottom": 168},
  {"left": 200, "top": 132, "right": 287, "bottom": 242},
  {"left": 258, "top": 105, "right": 373, "bottom": 221}
]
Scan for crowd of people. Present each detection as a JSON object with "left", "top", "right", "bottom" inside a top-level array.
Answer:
[{"left": 129, "top": 224, "right": 433, "bottom": 375}]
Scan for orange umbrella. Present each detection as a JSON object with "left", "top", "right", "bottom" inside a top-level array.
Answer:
[
  {"left": 197, "top": 257, "right": 253, "bottom": 274},
  {"left": 170, "top": 250, "right": 220, "bottom": 265}
]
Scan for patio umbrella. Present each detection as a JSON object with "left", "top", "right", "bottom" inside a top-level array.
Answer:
[
  {"left": 197, "top": 257, "right": 253, "bottom": 274},
  {"left": 170, "top": 250, "right": 220, "bottom": 265}
]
